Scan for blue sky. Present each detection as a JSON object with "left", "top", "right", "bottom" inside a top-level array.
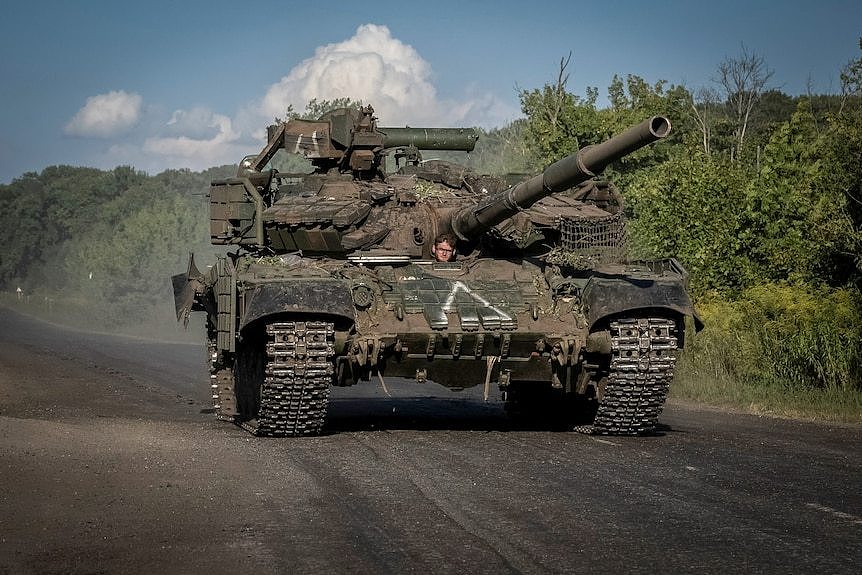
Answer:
[{"left": 1, "top": 0, "right": 859, "bottom": 183}]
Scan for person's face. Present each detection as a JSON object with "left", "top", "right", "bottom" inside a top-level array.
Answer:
[{"left": 433, "top": 241, "right": 454, "bottom": 262}]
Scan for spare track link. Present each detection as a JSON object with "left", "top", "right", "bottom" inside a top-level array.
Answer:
[
  {"left": 241, "top": 320, "right": 335, "bottom": 437},
  {"left": 577, "top": 317, "right": 678, "bottom": 436},
  {"left": 209, "top": 337, "right": 238, "bottom": 422}
]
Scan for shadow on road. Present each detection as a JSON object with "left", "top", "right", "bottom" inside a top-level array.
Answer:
[{"left": 268, "top": 395, "right": 679, "bottom": 435}]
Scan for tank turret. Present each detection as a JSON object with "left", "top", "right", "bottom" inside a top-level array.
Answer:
[
  {"left": 207, "top": 105, "right": 483, "bottom": 252},
  {"left": 208, "top": 111, "right": 671, "bottom": 261}
]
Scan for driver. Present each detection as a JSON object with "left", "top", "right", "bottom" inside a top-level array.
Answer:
[{"left": 431, "top": 232, "right": 457, "bottom": 262}]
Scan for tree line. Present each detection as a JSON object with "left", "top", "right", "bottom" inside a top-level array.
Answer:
[
  {"left": 0, "top": 165, "right": 232, "bottom": 328},
  {"left": 507, "top": 45, "right": 860, "bottom": 402}
]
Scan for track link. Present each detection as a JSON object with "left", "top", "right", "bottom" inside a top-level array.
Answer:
[
  {"left": 208, "top": 337, "right": 239, "bottom": 422},
  {"left": 577, "top": 317, "right": 678, "bottom": 436},
  {"left": 240, "top": 320, "right": 335, "bottom": 437}
]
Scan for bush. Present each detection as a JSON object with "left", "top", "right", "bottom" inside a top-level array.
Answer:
[
  {"left": 686, "top": 284, "right": 861, "bottom": 391},
  {"left": 673, "top": 284, "right": 862, "bottom": 421}
]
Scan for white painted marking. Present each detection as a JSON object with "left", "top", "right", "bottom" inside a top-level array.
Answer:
[
  {"left": 443, "top": 280, "right": 513, "bottom": 322},
  {"left": 806, "top": 502, "right": 862, "bottom": 525}
]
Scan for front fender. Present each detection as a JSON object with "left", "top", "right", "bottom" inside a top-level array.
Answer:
[
  {"left": 239, "top": 279, "right": 356, "bottom": 331},
  {"left": 583, "top": 275, "right": 703, "bottom": 331}
]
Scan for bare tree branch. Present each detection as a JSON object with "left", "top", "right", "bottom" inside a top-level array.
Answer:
[
  {"left": 687, "top": 86, "right": 720, "bottom": 154},
  {"left": 545, "top": 52, "right": 572, "bottom": 130},
  {"left": 716, "top": 44, "right": 774, "bottom": 158}
]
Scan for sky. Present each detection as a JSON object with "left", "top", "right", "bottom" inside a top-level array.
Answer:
[{"left": 1, "top": 0, "right": 860, "bottom": 184}]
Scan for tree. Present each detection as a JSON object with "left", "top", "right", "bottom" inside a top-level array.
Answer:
[
  {"left": 625, "top": 150, "right": 757, "bottom": 294},
  {"left": 716, "top": 45, "right": 774, "bottom": 159},
  {"left": 460, "top": 120, "right": 533, "bottom": 175},
  {"left": 840, "top": 37, "right": 862, "bottom": 109},
  {"left": 826, "top": 39, "right": 862, "bottom": 285},
  {"left": 686, "top": 86, "right": 721, "bottom": 155},
  {"left": 518, "top": 54, "right": 601, "bottom": 165},
  {"left": 750, "top": 90, "right": 797, "bottom": 139},
  {"left": 601, "top": 74, "right": 691, "bottom": 178}
]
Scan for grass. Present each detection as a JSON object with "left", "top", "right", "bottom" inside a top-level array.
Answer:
[
  {"left": 670, "top": 284, "right": 862, "bottom": 424},
  {"left": 672, "top": 355, "right": 862, "bottom": 424}
]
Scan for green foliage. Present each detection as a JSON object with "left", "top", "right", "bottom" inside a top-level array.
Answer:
[
  {"left": 58, "top": 190, "right": 210, "bottom": 327},
  {"left": 466, "top": 120, "right": 534, "bottom": 175},
  {"left": 277, "top": 97, "right": 362, "bottom": 122},
  {"left": 0, "top": 165, "right": 218, "bottom": 329},
  {"left": 603, "top": 75, "right": 693, "bottom": 179},
  {"left": 744, "top": 101, "right": 854, "bottom": 284},
  {"left": 840, "top": 37, "right": 862, "bottom": 98},
  {"left": 518, "top": 49, "right": 862, "bottom": 413},
  {"left": 746, "top": 89, "right": 797, "bottom": 150},
  {"left": 820, "top": 104, "right": 862, "bottom": 283},
  {"left": 0, "top": 166, "right": 144, "bottom": 287},
  {"left": 519, "top": 69, "right": 690, "bottom": 182},
  {"left": 674, "top": 285, "right": 862, "bottom": 421},
  {"left": 607, "top": 74, "right": 692, "bottom": 134},
  {"left": 624, "top": 97, "right": 861, "bottom": 295},
  {"left": 518, "top": 79, "right": 599, "bottom": 165},
  {"left": 625, "top": 151, "right": 758, "bottom": 293}
]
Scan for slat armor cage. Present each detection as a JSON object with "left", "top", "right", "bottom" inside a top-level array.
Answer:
[{"left": 556, "top": 212, "right": 629, "bottom": 267}]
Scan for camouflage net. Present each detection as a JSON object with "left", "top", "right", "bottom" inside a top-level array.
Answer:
[{"left": 549, "top": 212, "right": 629, "bottom": 269}]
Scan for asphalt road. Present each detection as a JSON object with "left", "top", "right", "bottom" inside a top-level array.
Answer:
[{"left": 0, "top": 307, "right": 859, "bottom": 574}]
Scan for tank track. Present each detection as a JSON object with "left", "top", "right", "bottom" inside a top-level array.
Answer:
[
  {"left": 576, "top": 317, "right": 678, "bottom": 436},
  {"left": 240, "top": 320, "right": 335, "bottom": 437}
]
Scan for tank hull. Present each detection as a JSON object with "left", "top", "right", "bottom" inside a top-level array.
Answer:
[{"left": 176, "top": 253, "right": 695, "bottom": 436}]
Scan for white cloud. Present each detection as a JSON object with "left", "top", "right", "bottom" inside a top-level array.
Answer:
[
  {"left": 143, "top": 109, "right": 241, "bottom": 167},
  {"left": 164, "top": 107, "right": 226, "bottom": 140},
  {"left": 261, "top": 24, "right": 442, "bottom": 126},
  {"left": 256, "top": 24, "right": 517, "bottom": 129},
  {"left": 65, "top": 90, "right": 142, "bottom": 138}
]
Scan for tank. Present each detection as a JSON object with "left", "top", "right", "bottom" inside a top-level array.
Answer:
[{"left": 172, "top": 104, "right": 701, "bottom": 436}]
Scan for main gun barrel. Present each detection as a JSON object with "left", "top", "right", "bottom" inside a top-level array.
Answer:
[
  {"left": 379, "top": 127, "right": 479, "bottom": 151},
  {"left": 450, "top": 116, "right": 671, "bottom": 240}
]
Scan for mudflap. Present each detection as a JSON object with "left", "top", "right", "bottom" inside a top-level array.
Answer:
[{"left": 172, "top": 253, "right": 205, "bottom": 326}]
